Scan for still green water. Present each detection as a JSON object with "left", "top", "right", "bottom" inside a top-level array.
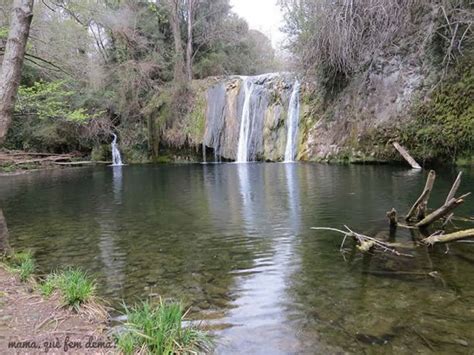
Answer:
[{"left": 1, "top": 163, "right": 473, "bottom": 354}]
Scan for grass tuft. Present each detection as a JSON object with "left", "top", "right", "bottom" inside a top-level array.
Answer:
[
  {"left": 115, "top": 299, "right": 212, "bottom": 355},
  {"left": 4, "top": 251, "right": 36, "bottom": 281},
  {"left": 39, "top": 268, "right": 96, "bottom": 311}
]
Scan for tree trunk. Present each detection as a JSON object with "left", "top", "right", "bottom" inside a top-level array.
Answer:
[
  {"left": 0, "top": 209, "right": 10, "bottom": 255},
  {"left": 0, "top": 0, "right": 34, "bottom": 145},
  {"left": 185, "top": 0, "right": 194, "bottom": 81},
  {"left": 393, "top": 142, "right": 421, "bottom": 169},
  {"left": 167, "top": 0, "right": 185, "bottom": 82}
]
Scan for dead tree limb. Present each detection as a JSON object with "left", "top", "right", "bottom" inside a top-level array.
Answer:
[
  {"left": 443, "top": 171, "right": 463, "bottom": 227},
  {"left": 445, "top": 171, "right": 463, "bottom": 203},
  {"left": 13, "top": 155, "right": 73, "bottom": 165},
  {"left": 422, "top": 229, "right": 474, "bottom": 245},
  {"left": 406, "top": 170, "right": 436, "bottom": 221},
  {"left": 393, "top": 142, "right": 422, "bottom": 169},
  {"left": 386, "top": 208, "right": 398, "bottom": 227},
  {"left": 416, "top": 193, "right": 471, "bottom": 228},
  {"left": 311, "top": 226, "right": 413, "bottom": 257}
]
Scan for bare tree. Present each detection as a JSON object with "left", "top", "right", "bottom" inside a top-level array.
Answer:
[
  {"left": 185, "top": 0, "right": 194, "bottom": 81},
  {"left": 165, "top": 0, "right": 185, "bottom": 82},
  {"left": 0, "top": 0, "right": 34, "bottom": 145}
]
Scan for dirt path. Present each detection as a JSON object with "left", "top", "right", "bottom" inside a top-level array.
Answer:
[{"left": 0, "top": 267, "right": 114, "bottom": 354}]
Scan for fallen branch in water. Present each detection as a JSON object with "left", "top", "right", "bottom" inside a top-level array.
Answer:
[
  {"left": 386, "top": 208, "right": 398, "bottom": 227},
  {"left": 393, "top": 142, "right": 422, "bottom": 169},
  {"left": 311, "top": 226, "right": 414, "bottom": 257},
  {"left": 416, "top": 193, "right": 470, "bottom": 228},
  {"left": 312, "top": 170, "right": 472, "bottom": 260},
  {"left": 405, "top": 170, "right": 436, "bottom": 221},
  {"left": 422, "top": 229, "right": 474, "bottom": 245}
]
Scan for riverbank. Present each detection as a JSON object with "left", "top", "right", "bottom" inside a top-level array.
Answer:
[
  {"left": 0, "top": 149, "right": 112, "bottom": 176},
  {"left": 0, "top": 265, "right": 112, "bottom": 354},
  {"left": 0, "top": 251, "right": 213, "bottom": 354}
]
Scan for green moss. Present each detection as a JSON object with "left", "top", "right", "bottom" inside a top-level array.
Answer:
[
  {"left": 90, "top": 145, "right": 110, "bottom": 161},
  {"left": 0, "top": 165, "right": 15, "bottom": 173},
  {"left": 155, "top": 155, "right": 172, "bottom": 163},
  {"left": 399, "top": 61, "right": 474, "bottom": 163},
  {"left": 456, "top": 155, "right": 474, "bottom": 166},
  {"left": 185, "top": 88, "right": 206, "bottom": 144}
]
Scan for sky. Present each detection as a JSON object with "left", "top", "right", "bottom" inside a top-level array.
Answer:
[{"left": 230, "top": 0, "right": 286, "bottom": 49}]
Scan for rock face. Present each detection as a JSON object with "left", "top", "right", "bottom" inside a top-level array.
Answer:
[
  {"left": 197, "top": 57, "right": 430, "bottom": 163},
  {"left": 203, "top": 73, "right": 297, "bottom": 162},
  {"left": 300, "top": 54, "right": 427, "bottom": 161}
]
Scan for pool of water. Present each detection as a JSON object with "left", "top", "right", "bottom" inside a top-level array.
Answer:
[{"left": 1, "top": 163, "right": 473, "bottom": 353}]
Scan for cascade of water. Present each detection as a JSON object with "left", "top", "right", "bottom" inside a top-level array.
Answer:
[
  {"left": 204, "top": 83, "right": 226, "bottom": 161},
  {"left": 284, "top": 80, "right": 301, "bottom": 162},
  {"left": 111, "top": 133, "right": 123, "bottom": 166},
  {"left": 236, "top": 78, "right": 255, "bottom": 163},
  {"left": 205, "top": 72, "right": 292, "bottom": 162},
  {"left": 202, "top": 142, "right": 207, "bottom": 163}
]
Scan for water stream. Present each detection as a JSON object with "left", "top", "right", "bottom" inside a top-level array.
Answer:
[
  {"left": 111, "top": 133, "right": 123, "bottom": 166},
  {"left": 236, "top": 77, "right": 255, "bottom": 163},
  {"left": 284, "top": 80, "right": 301, "bottom": 162}
]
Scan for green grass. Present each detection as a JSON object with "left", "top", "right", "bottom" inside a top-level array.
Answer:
[
  {"left": 39, "top": 268, "right": 96, "bottom": 311},
  {"left": 115, "top": 299, "right": 212, "bottom": 355},
  {"left": 4, "top": 251, "right": 36, "bottom": 281}
]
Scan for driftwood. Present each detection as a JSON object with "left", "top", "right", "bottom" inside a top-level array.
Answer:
[
  {"left": 311, "top": 226, "right": 413, "bottom": 257},
  {"left": 312, "top": 169, "right": 472, "bottom": 261},
  {"left": 54, "top": 161, "right": 111, "bottom": 166},
  {"left": 405, "top": 170, "right": 436, "bottom": 221},
  {"left": 445, "top": 171, "right": 463, "bottom": 203},
  {"left": 13, "top": 155, "right": 73, "bottom": 165},
  {"left": 386, "top": 208, "right": 398, "bottom": 227},
  {"left": 422, "top": 229, "right": 474, "bottom": 245},
  {"left": 416, "top": 193, "right": 470, "bottom": 228},
  {"left": 0, "top": 150, "right": 79, "bottom": 167},
  {"left": 393, "top": 142, "right": 422, "bottom": 169},
  {"left": 2, "top": 150, "right": 65, "bottom": 157},
  {"left": 442, "top": 171, "right": 463, "bottom": 227}
]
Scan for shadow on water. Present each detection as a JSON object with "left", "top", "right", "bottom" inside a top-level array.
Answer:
[{"left": 1, "top": 164, "right": 473, "bottom": 353}]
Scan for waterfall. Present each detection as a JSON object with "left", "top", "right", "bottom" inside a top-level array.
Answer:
[
  {"left": 236, "top": 78, "right": 255, "bottom": 163},
  {"left": 111, "top": 133, "right": 123, "bottom": 166},
  {"left": 284, "top": 80, "right": 301, "bottom": 162},
  {"left": 204, "top": 83, "right": 226, "bottom": 161},
  {"left": 204, "top": 73, "right": 294, "bottom": 162},
  {"left": 236, "top": 74, "right": 275, "bottom": 162},
  {"left": 202, "top": 142, "right": 207, "bottom": 163}
]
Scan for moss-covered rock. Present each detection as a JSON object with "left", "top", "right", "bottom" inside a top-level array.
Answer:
[{"left": 399, "top": 60, "right": 474, "bottom": 163}]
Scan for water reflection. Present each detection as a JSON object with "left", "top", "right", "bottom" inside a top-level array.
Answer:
[
  {"left": 215, "top": 164, "right": 301, "bottom": 353},
  {"left": 285, "top": 163, "right": 301, "bottom": 237},
  {"left": 112, "top": 166, "right": 123, "bottom": 204}
]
